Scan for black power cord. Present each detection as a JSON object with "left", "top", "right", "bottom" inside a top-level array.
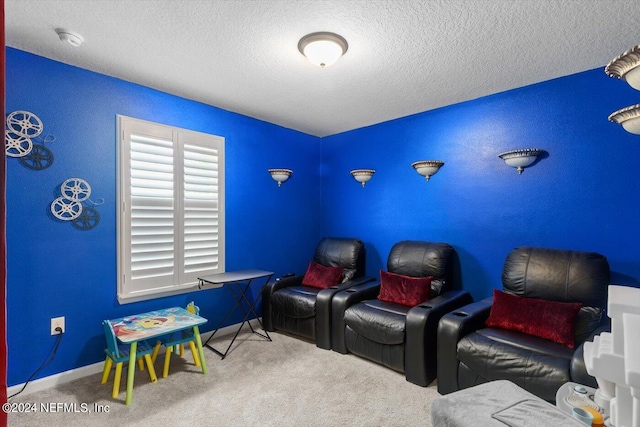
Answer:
[{"left": 8, "top": 327, "right": 64, "bottom": 399}]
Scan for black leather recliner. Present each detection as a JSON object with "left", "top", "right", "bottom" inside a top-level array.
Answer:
[
  {"left": 332, "top": 240, "right": 472, "bottom": 386},
  {"left": 437, "top": 246, "right": 610, "bottom": 402},
  {"left": 262, "top": 237, "right": 372, "bottom": 350}
]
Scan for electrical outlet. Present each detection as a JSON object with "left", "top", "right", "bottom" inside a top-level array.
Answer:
[{"left": 51, "top": 316, "right": 65, "bottom": 335}]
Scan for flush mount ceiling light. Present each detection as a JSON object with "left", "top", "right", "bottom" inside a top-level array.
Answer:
[
  {"left": 298, "top": 32, "right": 348, "bottom": 68},
  {"left": 55, "top": 28, "right": 84, "bottom": 47}
]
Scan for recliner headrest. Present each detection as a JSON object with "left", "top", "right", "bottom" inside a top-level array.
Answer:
[
  {"left": 502, "top": 246, "right": 610, "bottom": 308},
  {"left": 387, "top": 240, "right": 455, "bottom": 296},
  {"left": 313, "top": 237, "right": 365, "bottom": 282}
]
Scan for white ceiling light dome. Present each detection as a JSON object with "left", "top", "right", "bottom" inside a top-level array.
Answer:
[{"left": 298, "top": 32, "right": 348, "bottom": 68}]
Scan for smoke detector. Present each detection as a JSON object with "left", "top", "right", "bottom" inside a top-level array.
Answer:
[{"left": 55, "top": 28, "right": 84, "bottom": 47}]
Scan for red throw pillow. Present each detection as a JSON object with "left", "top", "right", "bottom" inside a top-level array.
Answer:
[
  {"left": 302, "top": 261, "right": 344, "bottom": 289},
  {"left": 377, "top": 270, "right": 432, "bottom": 307},
  {"left": 485, "top": 289, "right": 583, "bottom": 348}
]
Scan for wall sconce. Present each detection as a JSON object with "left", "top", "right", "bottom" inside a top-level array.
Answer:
[
  {"left": 268, "top": 169, "right": 293, "bottom": 187},
  {"left": 605, "top": 46, "right": 640, "bottom": 135},
  {"left": 498, "top": 149, "right": 543, "bottom": 174},
  {"left": 605, "top": 45, "right": 640, "bottom": 91},
  {"left": 609, "top": 104, "right": 640, "bottom": 135},
  {"left": 350, "top": 169, "right": 375, "bottom": 187},
  {"left": 298, "top": 32, "right": 348, "bottom": 68},
  {"left": 411, "top": 160, "right": 444, "bottom": 181}
]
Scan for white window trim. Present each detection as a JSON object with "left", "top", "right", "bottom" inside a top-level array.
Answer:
[{"left": 116, "top": 115, "right": 225, "bottom": 304}]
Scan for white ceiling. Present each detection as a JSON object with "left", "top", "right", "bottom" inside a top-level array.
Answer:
[{"left": 5, "top": 0, "right": 640, "bottom": 137}]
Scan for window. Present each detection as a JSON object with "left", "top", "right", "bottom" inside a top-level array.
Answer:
[{"left": 117, "top": 115, "right": 225, "bottom": 303}]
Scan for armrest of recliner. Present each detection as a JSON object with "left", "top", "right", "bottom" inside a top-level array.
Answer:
[
  {"left": 571, "top": 324, "right": 610, "bottom": 388},
  {"left": 405, "top": 290, "right": 473, "bottom": 386},
  {"left": 436, "top": 297, "right": 493, "bottom": 395},
  {"left": 331, "top": 281, "right": 382, "bottom": 353},
  {"left": 315, "top": 276, "right": 376, "bottom": 350},
  {"left": 261, "top": 274, "right": 303, "bottom": 331}
]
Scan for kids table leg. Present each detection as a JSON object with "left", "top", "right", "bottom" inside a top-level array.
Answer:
[
  {"left": 194, "top": 326, "right": 207, "bottom": 375},
  {"left": 125, "top": 341, "right": 138, "bottom": 405}
]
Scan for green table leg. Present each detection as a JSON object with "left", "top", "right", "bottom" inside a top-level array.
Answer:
[
  {"left": 125, "top": 341, "right": 137, "bottom": 405},
  {"left": 193, "top": 326, "right": 207, "bottom": 375}
]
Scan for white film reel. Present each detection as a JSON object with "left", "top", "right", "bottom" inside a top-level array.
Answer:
[
  {"left": 61, "top": 178, "right": 91, "bottom": 202},
  {"left": 50, "top": 197, "right": 82, "bottom": 221},
  {"left": 6, "top": 110, "right": 43, "bottom": 138},
  {"left": 5, "top": 130, "right": 33, "bottom": 157}
]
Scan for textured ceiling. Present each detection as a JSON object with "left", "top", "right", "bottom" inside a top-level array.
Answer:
[{"left": 5, "top": 0, "right": 640, "bottom": 137}]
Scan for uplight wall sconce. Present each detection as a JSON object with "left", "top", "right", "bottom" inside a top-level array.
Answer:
[
  {"left": 350, "top": 169, "right": 375, "bottom": 187},
  {"left": 605, "top": 45, "right": 640, "bottom": 90},
  {"left": 605, "top": 46, "right": 640, "bottom": 134},
  {"left": 268, "top": 169, "right": 293, "bottom": 187},
  {"left": 498, "top": 149, "right": 543, "bottom": 174},
  {"left": 609, "top": 105, "right": 640, "bottom": 134},
  {"left": 298, "top": 32, "right": 348, "bottom": 68},
  {"left": 411, "top": 160, "right": 444, "bottom": 181}
]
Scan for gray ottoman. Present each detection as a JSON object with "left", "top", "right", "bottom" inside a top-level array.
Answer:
[{"left": 431, "top": 380, "right": 584, "bottom": 426}]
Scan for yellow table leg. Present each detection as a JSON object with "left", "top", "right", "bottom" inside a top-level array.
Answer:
[
  {"left": 144, "top": 354, "right": 158, "bottom": 383},
  {"left": 113, "top": 362, "right": 123, "bottom": 398},
  {"left": 193, "top": 326, "right": 207, "bottom": 375},
  {"left": 189, "top": 341, "right": 201, "bottom": 367},
  {"left": 101, "top": 357, "right": 113, "bottom": 384},
  {"left": 125, "top": 341, "right": 137, "bottom": 405},
  {"left": 163, "top": 345, "right": 173, "bottom": 378},
  {"left": 151, "top": 341, "right": 161, "bottom": 364}
]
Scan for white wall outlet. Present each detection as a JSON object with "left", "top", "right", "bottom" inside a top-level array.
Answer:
[{"left": 51, "top": 316, "right": 65, "bottom": 335}]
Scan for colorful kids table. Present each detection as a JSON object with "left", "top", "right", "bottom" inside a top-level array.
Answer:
[{"left": 108, "top": 307, "right": 208, "bottom": 405}]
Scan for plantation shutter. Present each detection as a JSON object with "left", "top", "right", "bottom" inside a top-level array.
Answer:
[
  {"left": 118, "top": 116, "right": 225, "bottom": 303},
  {"left": 128, "top": 129, "right": 177, "bottom": 293},
  {"left": 181, "top": 137, "right": 222, "bottom": 283}
]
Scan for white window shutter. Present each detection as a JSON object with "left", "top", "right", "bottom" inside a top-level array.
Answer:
[
  {"left": 181, "top": 136, "right": 224, "bottom": 283},
  {"left": 118, "top": 116, "right": 224, "bottom": 303},
  {"left": 129, "top": 133, "right": 177, "bottom": 288}
]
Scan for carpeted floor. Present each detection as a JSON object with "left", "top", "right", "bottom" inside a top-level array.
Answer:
[{"left": 8, "top": 329, "right": 439, "bottom": 426}]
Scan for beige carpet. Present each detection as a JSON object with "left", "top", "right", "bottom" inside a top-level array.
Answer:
[{"left": 8, "top": 329, "right": 439, "bottom": 426}]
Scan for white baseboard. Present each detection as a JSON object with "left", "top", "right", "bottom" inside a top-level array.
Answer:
[{"left": 7, "top": 321, "right": 249, "bottom": 398}]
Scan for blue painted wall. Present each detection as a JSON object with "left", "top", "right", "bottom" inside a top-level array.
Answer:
[
  {"left": 5, "top": 48, "right": 322, "bottom": 386},
  {"left": 321, "top": 68, "right": 640, "bottom": 302},
  {"left": 8, "top": 47, "right": 640, "bottom": 387}
]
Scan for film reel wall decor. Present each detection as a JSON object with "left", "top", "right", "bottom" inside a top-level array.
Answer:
[
  {"left": 7, "top": 110, "right": 100, "bottom": 229},
  {"left": 5, "top": 110, "right": 55, "bottom": 170},
  {"left": 50, "top": 178, "right": 102, "bottom": 231}
]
